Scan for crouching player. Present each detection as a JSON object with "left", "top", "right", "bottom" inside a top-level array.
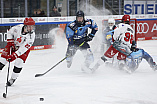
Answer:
[{"left": 122, "top": 40, "right": 157, "bottom": 73}]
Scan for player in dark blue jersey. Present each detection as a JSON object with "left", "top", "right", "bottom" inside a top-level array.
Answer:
[
  {"left": 121, "top": 40, "right": 157, "bottom": 73},
  {"left": 65, "top": 10, "right": 98, "bottom": 72}
]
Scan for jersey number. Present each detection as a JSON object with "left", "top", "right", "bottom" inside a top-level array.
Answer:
[
  {"left": 16, "top": 37, "right": 22, "bottom": 43},
  {"left": 25, "top": 44, "right": 30, "bottom": 49},
  {"left": 124, "top": 33, "right": 133, "bottom": 44}
]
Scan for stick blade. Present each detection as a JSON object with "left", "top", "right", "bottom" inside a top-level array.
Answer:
[
  {"left": 35, "top": 74, "right": 44, "bottom": 77},
  {"left": 3, "top": 93, "right": 6, "bottom": 98}
]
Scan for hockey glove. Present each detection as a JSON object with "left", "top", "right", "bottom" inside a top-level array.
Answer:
[
  {"left": 7, "top": 52, "right": 18, "bottom": 62},
  {"left": 1, "top": 39, "right": 15, "bottom": 59},
  {"left": 7, "top": 39, "right": 15, "bottom": 47},
  {"left": 6, "top": 39, "right": 16, "bottom": 51},
  {"left": 130, "top": 40, "right": 137, "bottom": 52},
  {"left": 85, "top": 34, "right": 94, "bottom": 42}
]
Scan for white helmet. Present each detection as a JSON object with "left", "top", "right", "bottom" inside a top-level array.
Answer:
[{"left": 108, "top": 18, "right": 115, "bottom": 30}]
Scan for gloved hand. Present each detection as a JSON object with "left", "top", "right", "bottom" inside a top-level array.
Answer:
[
  {"left": 68, "top": 45, "right": 77, "bottom": 56},
  {"left": 7, "top": 52, "right": 18, "bottom": 62},
  {"left": 7, "top": 39, "right": 14, "bottom": 47},
  {"left": 7, "top": 39, "right": 16, "bottom": 51},
  {"left": 1, "top": 39, "right": 15, "bottom": 59},
  {"left": 130, "top": 40, "right": 137, "bottom": 52},
  {"left": 85, "top": 34, "right": 94, "bottom": 42}
]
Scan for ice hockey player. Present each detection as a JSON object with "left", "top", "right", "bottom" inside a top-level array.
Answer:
[
  {"left": 122, "top": 40, "right": 157, "bottom": 73},
  {"left": 91, "top": 14, "right": 134, "bottom": 72},
  {"left": 0, "top": 17, "right": 35, "bottom": 86},
  {"left": 65, "top": 10, "right": 98, "bottom": 72},
  {"left": 102, "top": 18, "right": 116, "bottom": 52}
]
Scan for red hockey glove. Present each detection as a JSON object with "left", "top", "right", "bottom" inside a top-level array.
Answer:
[
  {"left": 7, "top": 39, "right": 16, "bottom": 51},
  {"left": 7, "top": 39, "right": 15, "bottom": 47},
  {"left": 7, "top": 52, "right": 18, "bottom": 62}
]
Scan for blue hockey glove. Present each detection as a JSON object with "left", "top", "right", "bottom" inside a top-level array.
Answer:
[{"left": 85, "top": 33, "right": 94, "bottom": 42}]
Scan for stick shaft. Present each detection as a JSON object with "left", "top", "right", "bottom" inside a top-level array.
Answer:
[{"left": 35, "top": 41, "right": 85, "bottom": 77}]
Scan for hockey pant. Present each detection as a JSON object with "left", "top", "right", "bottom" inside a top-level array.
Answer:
[
  {"left": 66, "top": 46, "right": 94, "bottom": 68},
  {"left": 104, "top": 45, "right": 127, "bottom": 60}
]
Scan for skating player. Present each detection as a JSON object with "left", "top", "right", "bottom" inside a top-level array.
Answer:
[{"left": 0, "top": 17, "right": 35, "bottom": 86}]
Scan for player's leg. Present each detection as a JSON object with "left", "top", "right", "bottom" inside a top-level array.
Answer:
[
  {"left": 81, "top": 48, "right": 94, "bottom": 72},
  {"left": 7, "top": 49, "right": 30, "bottom": 86},
  {"left": 117, "top": 52, "right": 127, "bottom": 70},
  {"left": 66, "top": 45, "right": 77, "bottom": 68},
  {"left": 79, "top": 43, "right": 93, "bottom": 72},
  {"left": 142, "top": 49, "right": 157, "bottom": 70},
  {"left": 92, "top": 45, "right": 118, "bottom": 72},
  {"left": 7, "top": 58, "right": 23, "bottom": 86}
]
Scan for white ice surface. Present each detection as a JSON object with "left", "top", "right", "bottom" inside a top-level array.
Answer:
[{"left": 0, "top": 40, "right": 157, "bottom": 104}]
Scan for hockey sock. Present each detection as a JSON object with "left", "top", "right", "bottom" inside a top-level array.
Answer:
[{"left": 11, "top": 66, "right": 22, "bottom": 79}]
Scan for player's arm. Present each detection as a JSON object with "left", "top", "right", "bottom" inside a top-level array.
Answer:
[
  {"left": 85, "top": 19, "right": 98, "bottom": 42},
  {"left": 66, "top": 25, "right": 74, "bottom": 45},
  {"left": 90, "top": 19, "right": 98, "bottom": 36},
  {"left": 1, "top": 27, "right": 16, "bottom": 59},
  {"left": 15, "top": 32, "right": 35, "bottom": 56},
  {"left": 7, "top": 27, "right": 16, "bottom": 47},
  {"left": 6, "top": 32, "right": 35, "bottom": 62}
]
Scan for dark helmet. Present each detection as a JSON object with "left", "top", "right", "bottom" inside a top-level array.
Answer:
[{"left": 76, "top": 10, "right": 84, "bottom": 18}]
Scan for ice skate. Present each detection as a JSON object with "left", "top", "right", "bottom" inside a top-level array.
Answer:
[
  {"left": 67, "top": 61, "right": 72, "bottom": 68},
  {"left": 81, "top": 66, "right": 92, "bottom": 73},
  {"left": 152, "top": 64, "right": 157, "bottom": 71}
]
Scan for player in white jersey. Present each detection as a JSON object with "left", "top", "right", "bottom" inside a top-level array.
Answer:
[
  {"left": 92, "top": 15, "right": 134, "bottom": 72},
  {"left": 0, "top": 17, "right": 35, "bottom": 86}
]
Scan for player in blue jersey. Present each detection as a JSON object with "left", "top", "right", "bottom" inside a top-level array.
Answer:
[
  {"left": 65, "top": 10, "right": 98, "bottom": 72},
  {"left": 120, "top": 40, "right": 157, "bottom": 73},
  {"left": 102, "top": 18, "right": 116, "bottom": 52}
]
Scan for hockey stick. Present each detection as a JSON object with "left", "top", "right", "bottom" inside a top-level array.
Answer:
[
  {"left": 3, "top": 60, "right": 11, "bottom": 98},
  {"left": 3, "top": 47, "right": 12, "bottom": 98},
  {"left": 35, "top": 41, "right": 85, "bottom": 77}
]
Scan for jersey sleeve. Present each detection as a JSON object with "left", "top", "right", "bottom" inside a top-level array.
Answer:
[
  {"left": 90, "top": 19, "right": 98, "bottom": 35},
  {"left": 15, "top": 32, "right": 35, "bottom": 56},
  {"left": 66, "top": 22, "right": 75, "bottom": 45},
  {"left": 7, "top": 26, "right": 16, "bottom": 40}
]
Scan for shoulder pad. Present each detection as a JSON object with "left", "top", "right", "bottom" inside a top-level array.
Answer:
[
  {"left": 85, "top": 19, "right": 92, "bottom": 25},
  {"left": 68, "top": 21, "right": 76, "bottom": 28}
]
